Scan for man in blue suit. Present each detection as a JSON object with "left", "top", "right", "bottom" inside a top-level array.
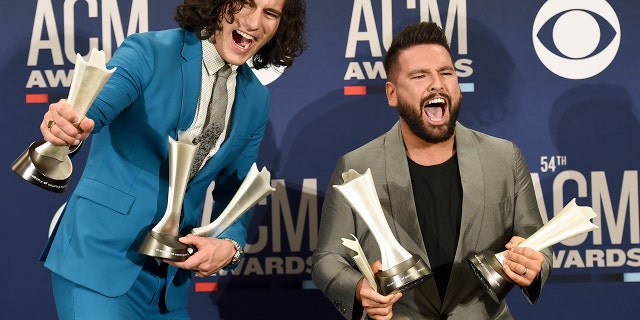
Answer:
[{"left": 38, "top": 0, "right": 306, "bottom": 319}]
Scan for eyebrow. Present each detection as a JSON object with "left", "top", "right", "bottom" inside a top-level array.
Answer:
[
  {"left": 265, "top": 7, "right": 283, "bottom": 18},
  {"left": 410, "top": 65, "right": 454, "bottom": 74}
]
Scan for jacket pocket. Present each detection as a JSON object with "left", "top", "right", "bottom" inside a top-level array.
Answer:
[{"left": 73, "top": 179, "right": 135, "bottom": 215}]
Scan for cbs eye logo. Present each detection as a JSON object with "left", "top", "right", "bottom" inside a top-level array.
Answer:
[{"left": 532, "top": 0, "right": 620, "bottom": 80}]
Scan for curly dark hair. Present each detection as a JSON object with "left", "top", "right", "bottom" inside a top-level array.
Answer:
[{"left": 175, "top": 0, "right": 306, "bottom": 69}]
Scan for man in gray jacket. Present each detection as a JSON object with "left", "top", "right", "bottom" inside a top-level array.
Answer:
[{"left": 312, "top": 22, "right": 552, "bottom": 320}]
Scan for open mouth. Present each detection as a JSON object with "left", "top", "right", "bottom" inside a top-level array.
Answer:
[
  {"left": 424, "top": 97, "right": 446, "bottom": 121},
  {"left": 232, "top": 30, "right": 255, "bottom": 50}
]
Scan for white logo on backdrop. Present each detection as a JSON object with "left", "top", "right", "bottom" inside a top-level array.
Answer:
[
  {"left": 532, "top": 0, "right": 620, "bottom": 80},
  {"left": 248, "top": 60, "right": 286, "bottom": 85}
]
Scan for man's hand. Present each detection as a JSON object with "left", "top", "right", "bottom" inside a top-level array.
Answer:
[
  {"left": 42, "top": 99, "right": 94, "bottom": 146},
  {"left": 356, "top": 260, "right": 402, "bottom": 320},
  {"left": 165, "top": 234, "right": 237, "bottom": 277},
  {"left": 501, "top": 236, "right": 545, "bottom": 287}
]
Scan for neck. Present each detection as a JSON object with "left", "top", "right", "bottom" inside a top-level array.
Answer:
[{"left": 402, "top": 126, "right": 456, "bottom": 166}]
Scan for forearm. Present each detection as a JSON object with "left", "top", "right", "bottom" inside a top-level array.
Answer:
[{"left": 512, "top": 143, "right": 553, "bottom": 302}]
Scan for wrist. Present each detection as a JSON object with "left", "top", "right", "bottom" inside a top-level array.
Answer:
[
  {"left": 221, "top": 238, "right": 243, "bottom": 269},
  {"left": 356, "top": 277, "right": 365, "bottom": 302}
]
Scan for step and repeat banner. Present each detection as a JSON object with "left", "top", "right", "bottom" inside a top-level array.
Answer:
[{"left": 1, "top": 1, "right": 639, "bottom": 319}]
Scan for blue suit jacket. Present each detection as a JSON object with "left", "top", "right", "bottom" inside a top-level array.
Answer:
[{"left": 42, "top": 29, "right": 269, "bottom": 310}]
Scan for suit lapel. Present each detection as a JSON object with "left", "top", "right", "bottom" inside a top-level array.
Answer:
[
  {"left": 384, "top": 123, "right": 427, "bottom": 256},
  {"left": 453, "top": 123, "right": 486, "bottom": 257},
  {"left": 383, "top": 123, "right": 441, "bottom": 311},
  {"left": 178, "top": 32, "right": 203, "bottom": 133},
  {"left": 442, "top": 123, "right": 486, "bottom": 309}
]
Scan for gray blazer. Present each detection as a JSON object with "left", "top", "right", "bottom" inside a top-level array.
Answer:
[{"left": 312, "top": 122, "right": 552, "bottom": 319}]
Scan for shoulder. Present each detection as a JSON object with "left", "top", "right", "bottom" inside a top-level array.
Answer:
[
  {"left": 340, "top": 125, "right": 397, "bottom": 167},
  {"left": 237, "top": 64, "right": 267, "bottom": 89},
  {"left": 456, "top": 123, "right": 525, "bottom": 168},
  {"left": 114, "top": 28, "right": 199, "bottom": 58},
  {"left": 236, "top": 64, "right": 269, "bottom": 102},
  {"left": 457, "top": 123, "right": 518, "bottom": 152},
  {"left": 344, "top": 131, "right": 387, "bottom": 158},
  {"left": 109, "top": 29, "right": 200, "bottom": 69},
  {"left": 122, "top": 28, "right": 194, "bottom": 45}
]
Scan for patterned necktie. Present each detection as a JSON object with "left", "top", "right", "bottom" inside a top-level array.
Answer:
[{"left": 189, "top": 65, "right": 231, "bottom": 180}]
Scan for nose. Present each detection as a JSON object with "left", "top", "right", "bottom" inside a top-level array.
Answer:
[
  {"left": 429, "top": 74, "right": 444, "bottom": 92},
  {"left": 242, "top": 6, "right": 261, "bottom": 31}
]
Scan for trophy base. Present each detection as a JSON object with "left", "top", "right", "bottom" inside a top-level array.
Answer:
[
  {"left": 376, "top": 254, "right": 433, "bottom": 295},
  {"left": 467, "top": 250, "right": 514, "bottom": 303},
  {"left": 11, "top": 140, "right": 70, "bottom": 193},
  {"left": 138, "top": 229, "right": 191, "bottom": 261}
]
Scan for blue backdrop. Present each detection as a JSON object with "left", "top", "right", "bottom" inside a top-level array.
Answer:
[{"left": 2, "top": 1, "right": 639, "bottom": 319}]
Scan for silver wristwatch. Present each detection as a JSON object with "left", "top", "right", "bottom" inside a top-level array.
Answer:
[{"left": 222, "top": 238, "right": 243, "bottom": 268}]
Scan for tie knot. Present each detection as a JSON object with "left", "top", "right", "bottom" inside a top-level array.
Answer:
[{"left": 218, "top": 64, "right": 231, "bottom": 80}]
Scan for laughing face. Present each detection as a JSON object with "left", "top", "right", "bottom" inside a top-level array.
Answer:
[
  {"left": 211, "top": 0, "right": 285, "bottom": 66},
  {"left": 386, "top": 44, "right": 462, "bottom": 144}
]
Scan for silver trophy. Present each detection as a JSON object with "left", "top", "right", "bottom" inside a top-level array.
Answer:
[
  {"left": 333, "top": 168, "right": 432, "bottom": 295},
  {"left": 190, "top": 163, "right": 275, "bottom": 237},
  {"left": 138, "top": 136, "right": 198, "bottom": 261},
  {"left": 11, "top": 48, "right": 116, "bottom": 192},
  {"left": 467, "top": 198, "right": 599, "bottom": 302}
]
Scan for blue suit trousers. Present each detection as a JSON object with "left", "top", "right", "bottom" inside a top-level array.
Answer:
[{"left": 51, "top": 264, "right": 190, "bottom": 320}]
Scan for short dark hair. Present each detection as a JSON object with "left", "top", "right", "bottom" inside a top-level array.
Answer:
[
  {"left": 383, "top": 21, "right": 450, "bottom": 79},
  {"left": 175, "top": 0, "right": 306, "bottom": 69}
]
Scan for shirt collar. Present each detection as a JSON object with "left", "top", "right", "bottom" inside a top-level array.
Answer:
[{"left": 202, "top": 39, "right": 239, "bottom": 76}]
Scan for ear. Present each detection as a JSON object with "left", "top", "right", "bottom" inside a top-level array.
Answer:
[{"left": 386, "top": 81, "right": 397, "bottom": 108}]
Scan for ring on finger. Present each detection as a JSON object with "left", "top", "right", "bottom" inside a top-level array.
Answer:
[
  {"left": 73, "top": 117, "right": 84, "bottom": 128},
  {"left": 522, "top": 266, "right": 528, "bottom": 277},
  {"left": 47, "top": 120, "right": 55, "bottom": 129}
]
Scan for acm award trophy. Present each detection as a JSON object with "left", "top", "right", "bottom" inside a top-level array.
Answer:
[
  {"left": 138, "top": 136, "right": 198, "bottom": 261},
  {"left": 11, "top": 48, "right": 116, "bottom": 193},
  {"left": 190, "top": 163, "right": 275, "bottom": 238},
  {"left": 333, "top": 168, "right": 432, "bottom": 295},
  {"left": 467, "top": 198, "right": 599, "bottom": 302}
]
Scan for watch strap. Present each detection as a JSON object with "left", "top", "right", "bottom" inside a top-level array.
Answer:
[{"left": 222, "top": 238, "right": 243, "bottom": 269}]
